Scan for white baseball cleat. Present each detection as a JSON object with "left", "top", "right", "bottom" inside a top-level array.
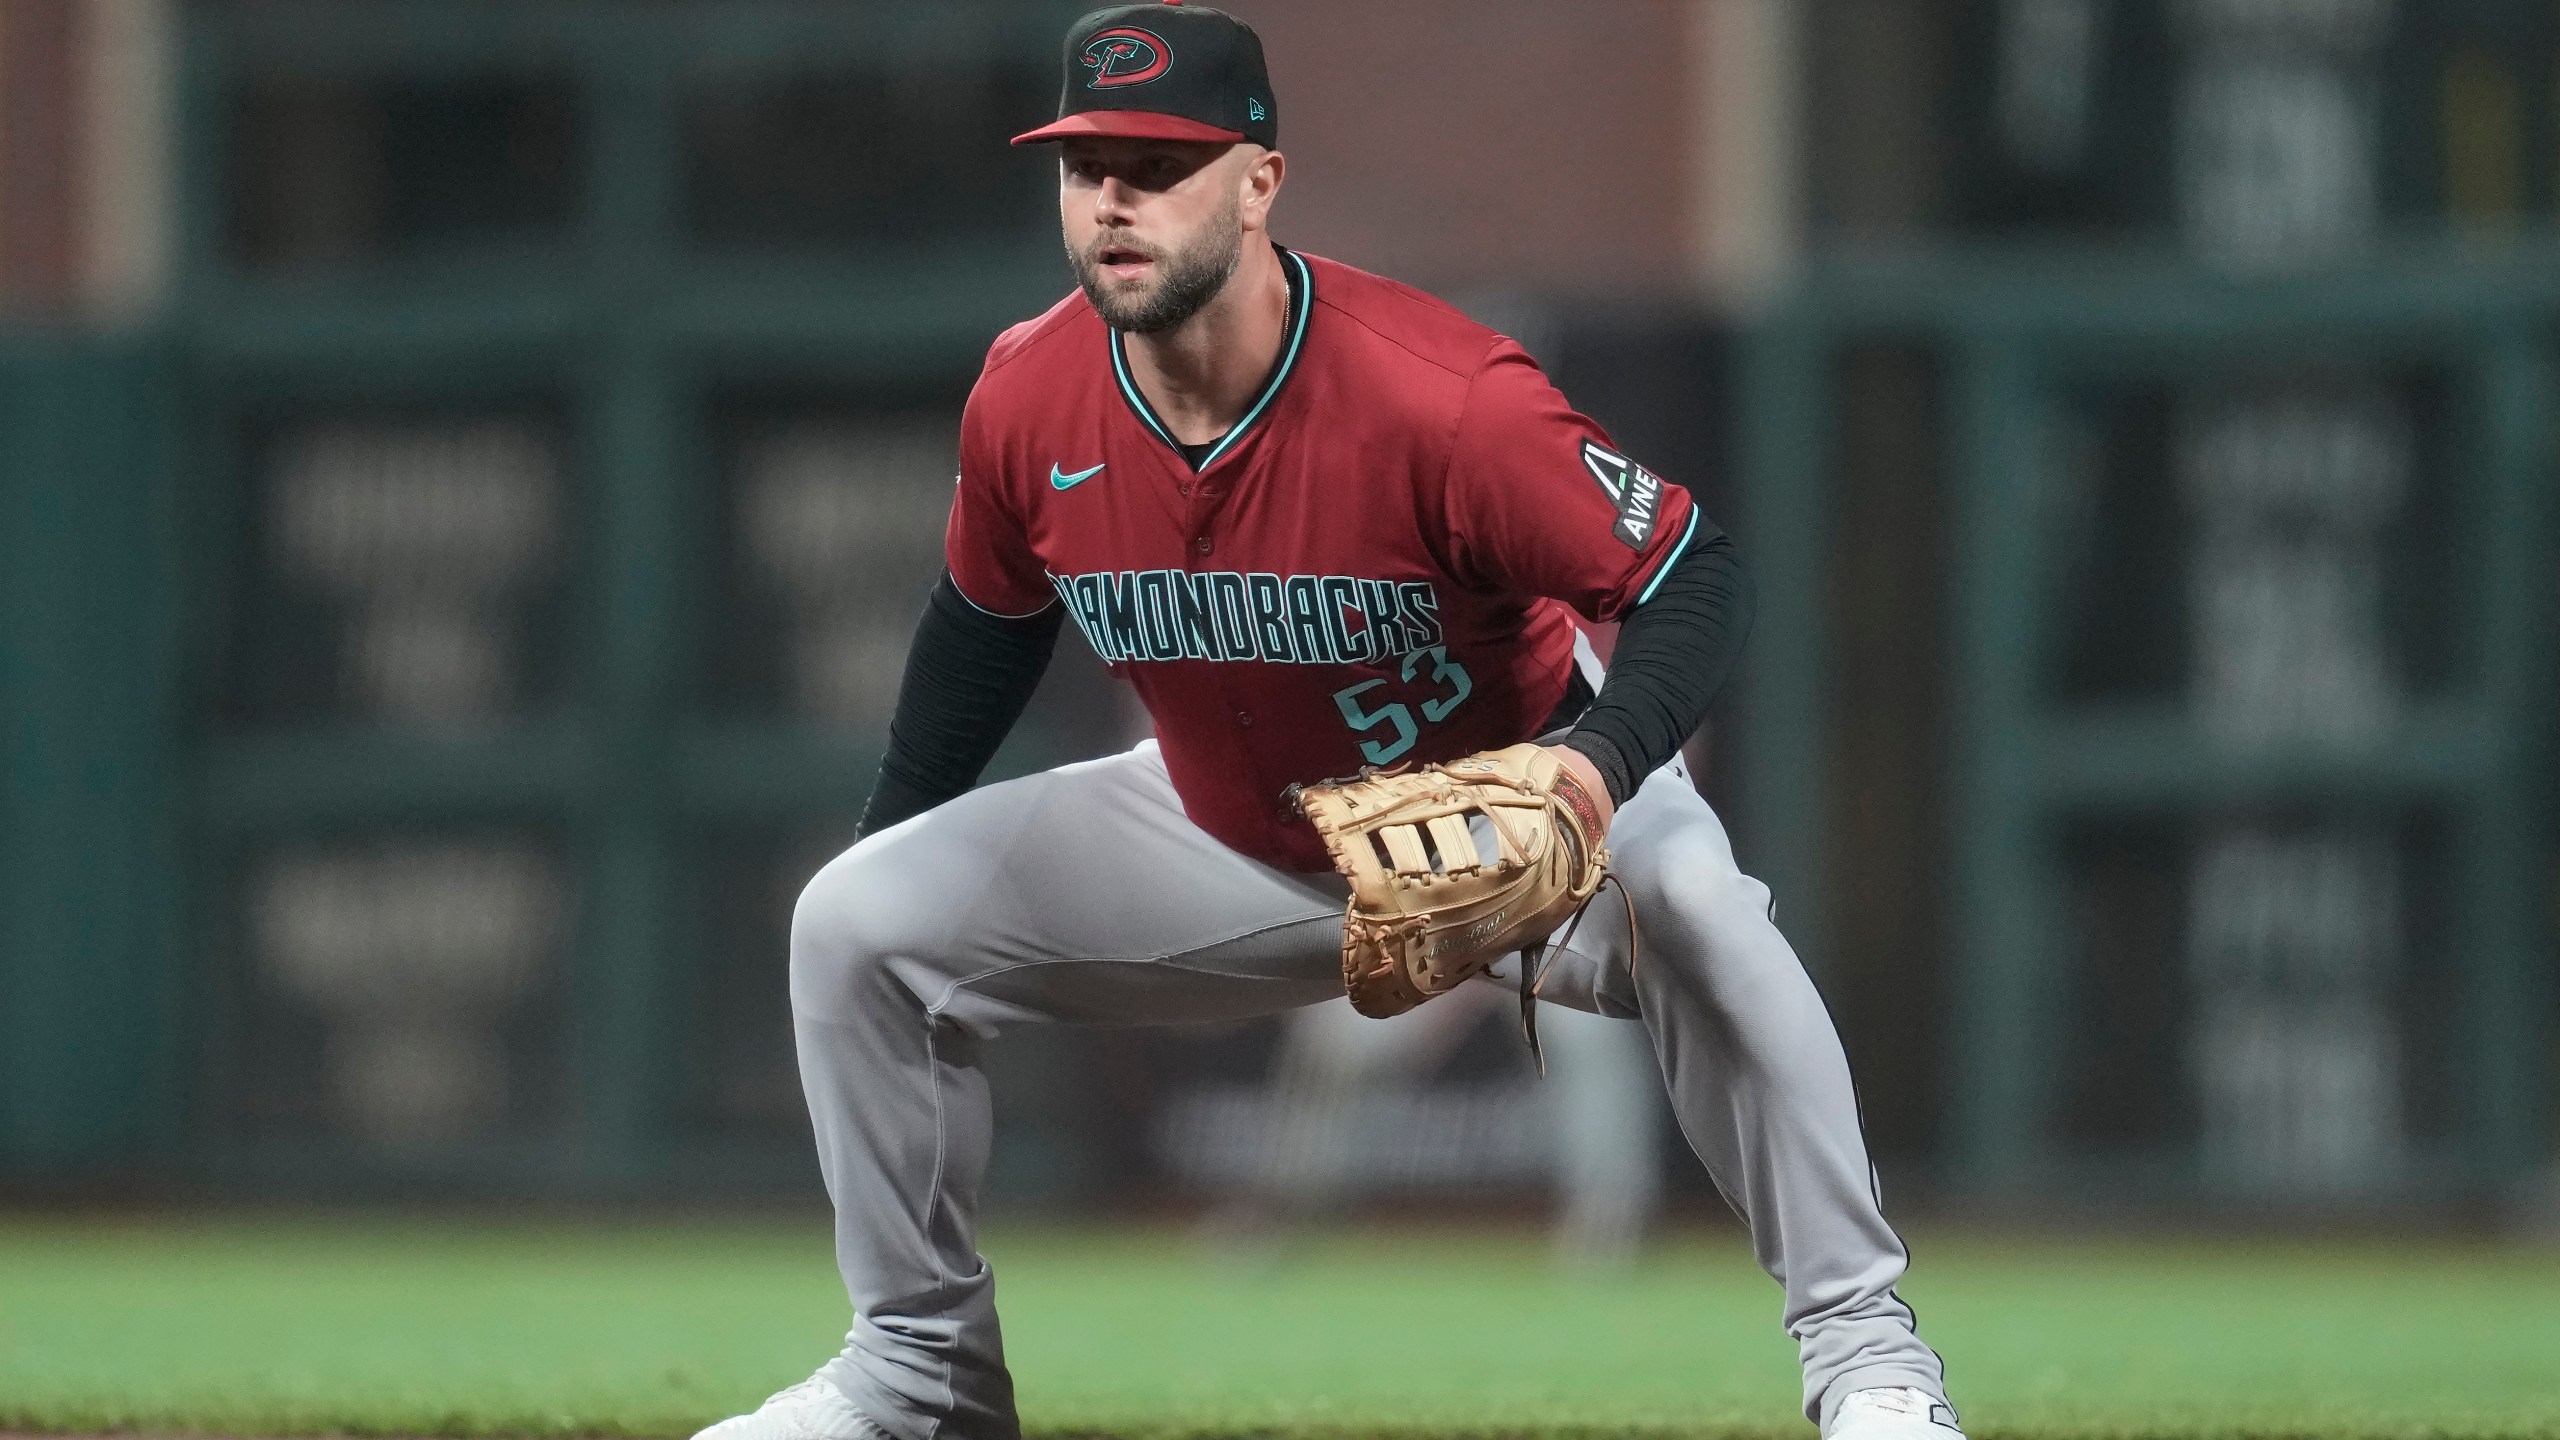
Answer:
[
  {"left": 690, "top": 1373, "right": 888, "bottom": 1440},
  {"left": 1827, "top": 1386, "right": 1965, "bottom": 1440}
]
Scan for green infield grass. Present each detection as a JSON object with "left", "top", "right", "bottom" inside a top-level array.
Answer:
[{"left": 0, "top": 1214, "right": 2552, "bottom": 1439}]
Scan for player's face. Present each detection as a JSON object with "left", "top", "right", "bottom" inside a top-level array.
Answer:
[{"left": 1059, "top": 137, "right": 1262, "bottom": 333}]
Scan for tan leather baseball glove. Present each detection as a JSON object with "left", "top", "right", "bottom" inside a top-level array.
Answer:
[{"left": 1292, "top": 743, "right": 1619, "bottom": 1054}]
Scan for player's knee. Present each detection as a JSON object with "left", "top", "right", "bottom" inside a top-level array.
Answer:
[
  {"left": 1622, "top": 827, "right": 1803, "bottom": 996},
  {"left": 788, "top": 833, "right": 934, "bottom": 1021},
  {"left": 1620, "top": 824, "right": 1746, "bottom": 923}
]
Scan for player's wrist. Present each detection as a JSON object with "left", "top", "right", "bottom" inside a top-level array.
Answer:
[
  {"left": 1554, "top": 731, "right": 1632, "bottom": 813},
  {"left": 1544, "top": 741, "right": 1618, "bottom": 833}
]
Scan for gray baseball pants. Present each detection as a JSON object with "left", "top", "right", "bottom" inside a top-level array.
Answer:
[{"left": 791, "top": 739, "right": 1946, "bottom": 1439}]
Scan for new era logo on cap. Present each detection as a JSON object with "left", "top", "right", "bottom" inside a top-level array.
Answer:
[{"left": 1013, "top": 2, "right": 1279, "bottom": 149}]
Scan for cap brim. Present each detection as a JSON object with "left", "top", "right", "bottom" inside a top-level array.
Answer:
[{"left": 1011, "top": 111, "right": 1247, "bottom": 146}]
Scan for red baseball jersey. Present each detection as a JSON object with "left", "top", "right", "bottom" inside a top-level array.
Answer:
[{"left": 946, "top": 249, "right": 1699, "bottom": 871}]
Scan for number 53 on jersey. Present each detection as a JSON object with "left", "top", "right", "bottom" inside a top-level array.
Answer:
[{"left": 1332, "top": 644, "right": 1472, "bottom": 765}]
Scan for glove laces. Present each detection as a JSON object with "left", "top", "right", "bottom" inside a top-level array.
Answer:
[{"left": 1518, "top": 868, "right": 1639, "bottom": 1074}]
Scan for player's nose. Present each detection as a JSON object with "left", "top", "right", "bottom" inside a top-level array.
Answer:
[{"left": 1094, "top": 175, "right": 1141, "bottom": 220}]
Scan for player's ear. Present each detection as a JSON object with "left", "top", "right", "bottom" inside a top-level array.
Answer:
[{"left": 1239, "top": 146, "right": 1284, "bottom": 233}]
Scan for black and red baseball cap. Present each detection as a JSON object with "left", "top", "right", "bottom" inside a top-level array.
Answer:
[{"left": 1011, "top": 2, "right": 1278, "bottom": 149}]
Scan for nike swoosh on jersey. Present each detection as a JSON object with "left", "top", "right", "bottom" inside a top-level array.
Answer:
[{"left": 1050, "top": 462, "right": 1106, "bottom": 490}]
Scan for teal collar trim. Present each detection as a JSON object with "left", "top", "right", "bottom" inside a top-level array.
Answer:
[{"left": 1108, "top": 248, "right": 1314, "bottom": 473}]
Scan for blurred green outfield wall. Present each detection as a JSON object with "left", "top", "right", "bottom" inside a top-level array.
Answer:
[
  {"left": 1741, "top": 247, "right": 2560, "bottom": 1204},
  {"left": 0, "top": 342, "right": 182, "bottom": 1173},
  {"left": 4, "top": 0, "right": 2557, "bottom": 1209}
]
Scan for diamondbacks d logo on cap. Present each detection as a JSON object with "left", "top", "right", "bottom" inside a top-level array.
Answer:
[{"left": 1083, "top": 26, "right": 1171, "bottom": 88}]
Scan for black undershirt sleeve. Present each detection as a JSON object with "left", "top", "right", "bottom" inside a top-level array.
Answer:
[
  {"left": 855, "top": 573, "right": 1065, "bottom": 838},
  {"left": 1559, "top": 520, "right": 1757, "bottom": 806}
]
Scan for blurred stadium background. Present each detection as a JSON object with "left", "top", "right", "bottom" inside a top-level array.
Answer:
[{"left": 2, "top": 0, "right": 2557, "bottom": 1275}]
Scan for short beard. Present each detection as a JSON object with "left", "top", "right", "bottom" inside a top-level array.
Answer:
[{"left": 1069, "top": 202, "right": 1244, "bottom": 335}]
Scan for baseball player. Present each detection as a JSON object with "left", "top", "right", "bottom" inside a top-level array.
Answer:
[{"left": 697, "top": 6, "right": 1960, "bottom": 1440}]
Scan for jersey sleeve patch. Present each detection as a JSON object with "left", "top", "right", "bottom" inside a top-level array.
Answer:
[{"left": 1580, "top": 440, "right": 1668, "bottom": 551}]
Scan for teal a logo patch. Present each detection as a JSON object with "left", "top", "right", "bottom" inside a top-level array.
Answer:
[{"left": 1581, "top": 440, "right": 1664, "bottom": 549}]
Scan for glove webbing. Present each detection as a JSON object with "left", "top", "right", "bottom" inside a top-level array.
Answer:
[{"left": 1518, "top": 871, "right": 1640, "bottom": 1075}]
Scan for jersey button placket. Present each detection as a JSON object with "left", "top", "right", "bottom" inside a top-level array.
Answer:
[{"left": 1195, "top": 535, "right": 1213, "bottom": 555}]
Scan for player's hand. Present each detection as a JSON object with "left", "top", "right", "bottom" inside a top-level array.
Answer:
[{"left": 1542, "top": 743, "right": 1616, "bottom": 833}]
